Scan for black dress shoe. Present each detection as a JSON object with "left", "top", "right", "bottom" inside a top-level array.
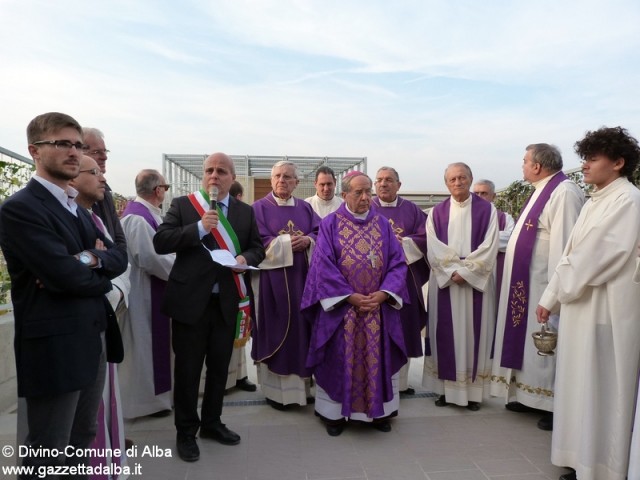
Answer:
[
  {"left": 435, "top": 395, "right": 449, "bottom": 407},
  {"left": 176, "top": 434, "right": 199, "bottom": 462},
  {"left": 235, "top": 377, "right": 257, "bottom": 392},
  {"left": 505, "top": 401, "right": 537, "bottom": 413},
  {"left": 466, "top": 401, "right": 480, "bottom": 411},
  {"left": 400, "top": 387, "right": 416, "bottom": 395},
  {"left": 200, "top": 423, "right": 241, "bottom": 445},
  {"left": 372, "top": 420, "right": 392, "bottom": 432},
  {"left": 559, "top": 468, "right": 576, "bottom": 480},
  {"left": 266, "top": 398, "right": 291, "bottom": 411},
  {"left": 325, "top": 420, "right": 346, "bottom": 437},
  {"left": 538, "top": 413, "right": 554, "bottom": 431}
]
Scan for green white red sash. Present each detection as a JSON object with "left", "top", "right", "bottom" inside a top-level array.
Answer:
[{"left": 188, "top": 189, "right": 251, "bottom": 347}]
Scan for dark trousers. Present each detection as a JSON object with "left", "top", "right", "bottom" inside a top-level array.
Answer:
[
  {"left": 20, "top": 348, "right": 106, "bottom": 480},
  {"left": 172, "top": 294, "right": 236, "bottom": 436}
]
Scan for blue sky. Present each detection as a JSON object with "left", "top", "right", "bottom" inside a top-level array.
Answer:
[{"left": 2, "top": 0, "right": 640, "bottom": 196}]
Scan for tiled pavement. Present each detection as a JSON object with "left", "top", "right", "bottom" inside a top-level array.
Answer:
[{"left": 0, "top": 361, "right": 568, "bottom": 480}]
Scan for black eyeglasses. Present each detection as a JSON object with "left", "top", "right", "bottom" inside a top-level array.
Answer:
[
  {"left": 83, "top": 148, "right": 110, "bottom": 155},
  {"left": 79, "top": 168, "right": 102, "bottom": 176},
  {"left": 154, "top": 184, "right": 171, "bottom": 191},
  {"left": 32, "top": 140, "right": 87, "bottom": 151}
]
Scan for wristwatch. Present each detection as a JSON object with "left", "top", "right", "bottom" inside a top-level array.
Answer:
[{"left": 78, "top": 251, "right": 93, "bottom": 266}]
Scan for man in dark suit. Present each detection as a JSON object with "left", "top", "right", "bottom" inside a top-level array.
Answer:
[
  {"left": 153, "top": 152, "right": 265, "bottom": 462},
  {"left": 0, "top": 112, "right": 128, "bottom": 477}
]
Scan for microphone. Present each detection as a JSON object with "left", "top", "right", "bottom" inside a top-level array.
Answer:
[{"left": 209, "top": 186, "right": 219, "bottom": 211}]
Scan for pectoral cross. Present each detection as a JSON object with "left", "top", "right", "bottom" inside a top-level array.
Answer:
[
  {"left": 367, "top": 250, "right": 379, "bottom": 268},
  {"left": 524, "top": 219, "right": 534, "bottom": 231}
]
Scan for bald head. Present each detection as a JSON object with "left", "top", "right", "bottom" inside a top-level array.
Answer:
[{"left": 70, "top": 155, "right": 106, "bottom": 208}]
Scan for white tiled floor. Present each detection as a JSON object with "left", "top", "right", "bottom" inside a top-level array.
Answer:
[{"left": 0, "top": 360, "right": 569, "bottom": 480}]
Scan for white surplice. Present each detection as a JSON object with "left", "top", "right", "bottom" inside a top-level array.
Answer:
[
  {"left": 538, "top": 177, "right": 640, "bottom": 480},
  {"left": 423, "top": 195, "right": 499, "bottom": 405},
  {"left": 490, "top": 175, "right": 584, "bottom": 410},
  {"left": 627, "top": 258, "right": 640, "bottom": 480},
  {"left": 304, "top": 194, "right": 343, "bottom": 218},
  {"left": 119, "top": 197, "right": 175, "bottom": 418}
]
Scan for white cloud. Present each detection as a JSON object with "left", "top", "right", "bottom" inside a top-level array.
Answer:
[{"left": 1, "top": 0, "right": 639, "bottom": 196}]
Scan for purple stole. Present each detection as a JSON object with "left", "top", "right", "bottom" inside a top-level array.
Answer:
[
  {"left": 432, "top": 194, "right": 492, "bottom": 381},
  {"left": 495, "top": 210, "right": 507, "bottom": 302},
  {"left": 121, "top": 201, "right": 171, "bottom": 395},
  {"left": 494, "top": 212, "right": 508, "bottom": 328},
  {"left": 500, "top": 172, "right": 568, "bottom": 369},
  {"left": 89, "top": 364, "right": 123, "bottom": 478}
]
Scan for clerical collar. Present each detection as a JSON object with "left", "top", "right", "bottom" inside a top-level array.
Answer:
[
  {"left": 271, "top": 192, "right": 295, "bottom": 206},
  {"left": 451, "top": 194, "right": 472, "bottom": 207},
  {"left": 316, "top": 195, "right": 336, "bottom": 205},
  {"left": 532, "top": 171, "right": 562, "bottom": 190},
  {"left": 345, "top": 204, "right": 369, "bottom": 220},
  {"left": 377, "top": 197, "right": 398, "bottom": 207},
  {"left": 134, "top": 196, "right": 162, "bottom": 216},
  {"left": 590, "top": 176, "right": 625, "bottom": 199}
]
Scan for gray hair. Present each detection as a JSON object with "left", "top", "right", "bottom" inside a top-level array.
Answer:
[
  {"left": 474, "top": 179, "right": 495, "bottom": 194},
  {"left": 135, "top": 169, "right": 163, "bottom": 196},
  {"left": 444, "top": 162, "right": 473, "bottom": 182},
  {"left": 526, "top": 143, "right": 563, "bottom": 172},
  {"left": 341, "top": 172, "right": 371, "bottom": 193},
  {"left": 82, "top": 127, "right": 105, "bottom": 140},
  {"left": 376, "top": 166, "right": 400, "bottom": 182},
  {"left": 271, "top": 160, "right": 299, "bottom": 179}
]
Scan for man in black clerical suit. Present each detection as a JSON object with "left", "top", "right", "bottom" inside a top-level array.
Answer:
[{"left": 0, "top": 112, "right": 128, "bottom": 478}]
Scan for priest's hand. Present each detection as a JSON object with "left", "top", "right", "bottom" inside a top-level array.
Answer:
[
  {"left": 451, "top": 271, "right": 466, "bottom": 285},
  {"left": 536, "top": 305, "right": 550, "bottom": 324},
  {"left": 291, "top": 235, "right": 310, "bottom": 252},
  {"left": 347, "top": 292, "right": 388, "bottom": 313}
]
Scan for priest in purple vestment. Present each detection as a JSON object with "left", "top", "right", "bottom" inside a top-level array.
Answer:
[
  {"left": 251, "top": 160, "right": 321, "bottom": 410},
  {"left": 119, "top": 169, "right": 175, "bottom": 420},
  {"left": 372, "top": 166, "right": 429, "bottom": 396},
  {"left": 423, "top": 162, "right": 499, "bottom": 412},
  {"left": 302, "top": 172, "right": 408, "bottom": 436}
]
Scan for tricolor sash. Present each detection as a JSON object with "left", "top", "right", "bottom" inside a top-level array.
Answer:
[
  {"left": 500, "top": 172, "right": 568, "bottom": 369},
  {"left": 188, "top": 189, "right": 252, "bottom": 347},
  {"left": 432, "top": 194, "right": 492, "bottom": 382}
]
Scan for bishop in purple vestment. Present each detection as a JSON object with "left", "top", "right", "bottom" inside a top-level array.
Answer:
[
  {"left": 302, "top": 172, "right": 408, "bottom": 436},
  {"left": 251, "top": 161, "right": 321, "bottom": 410}
]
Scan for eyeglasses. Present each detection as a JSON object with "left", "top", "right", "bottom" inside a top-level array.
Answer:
[
  {"left": 79, "top": 168, "right": 102, "bottom": 176},
  {"left": 154, "top": 184, "right": 171, "bottom": 191},
  {"left": 83, "top": 148, "right": 110, "bottom": 156},
  {"left": 32, "top": 140, "right": 87, "bottom": 151}
]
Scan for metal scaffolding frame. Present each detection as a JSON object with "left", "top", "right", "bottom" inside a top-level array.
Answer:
[{"left": 161, "top": 154, "right": 367, "bottom": 206}]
